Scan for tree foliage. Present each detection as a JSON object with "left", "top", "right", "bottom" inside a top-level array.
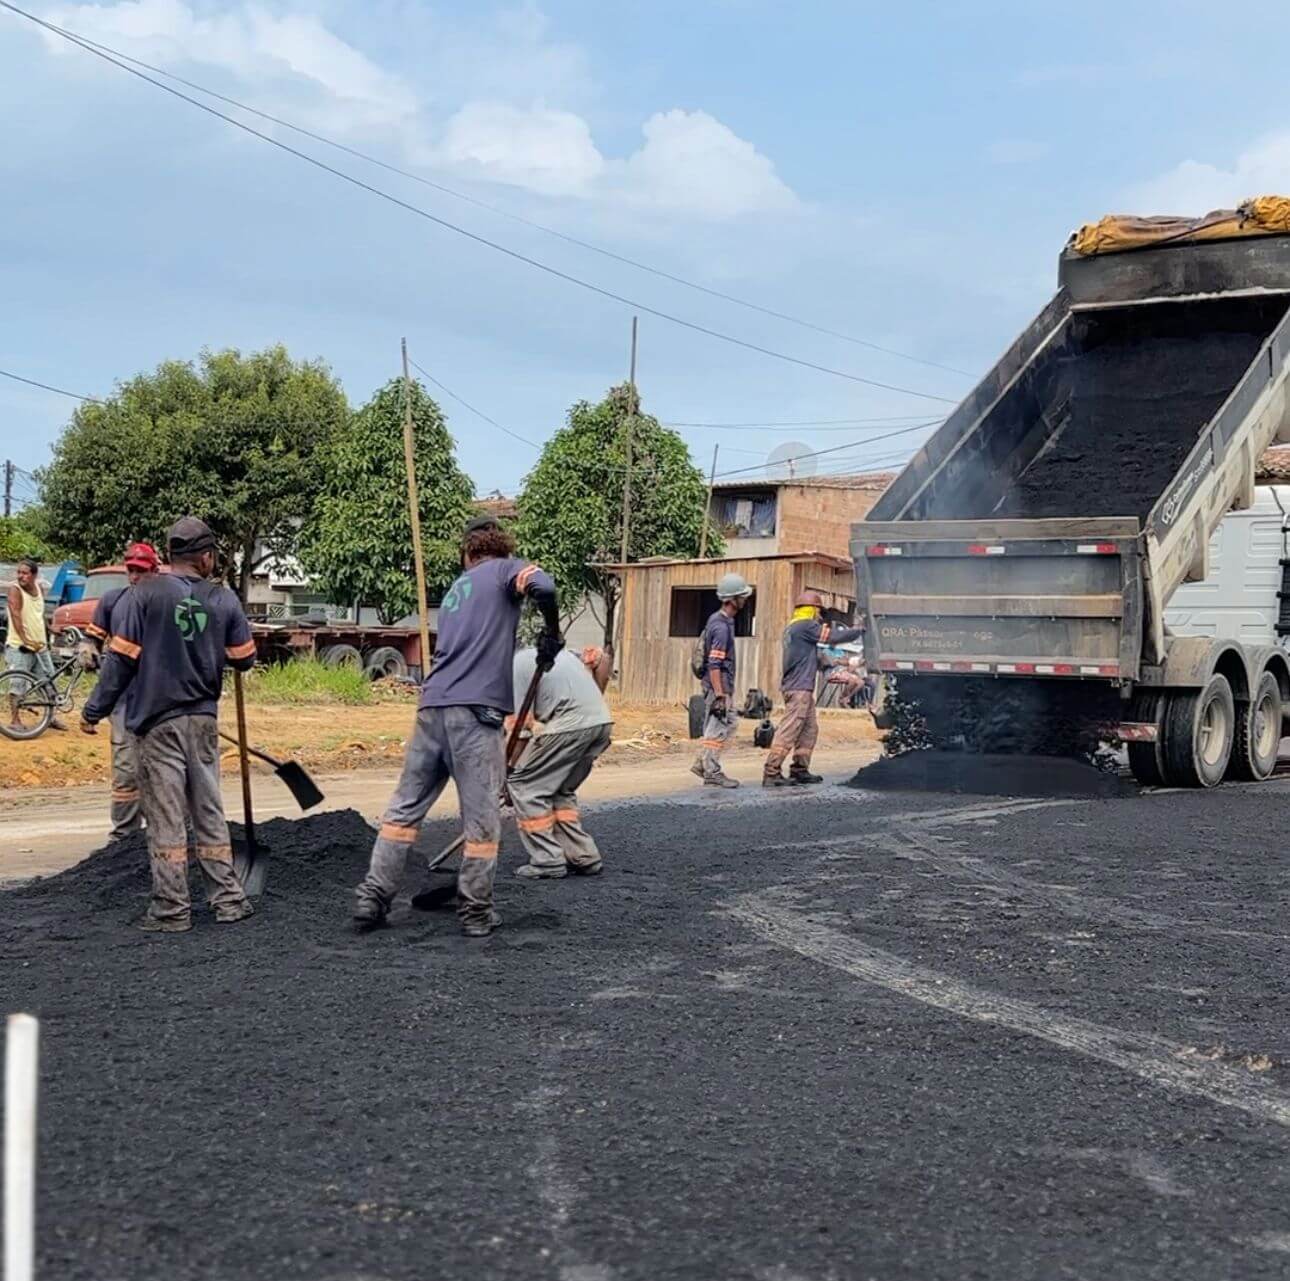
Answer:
[
  {"left": 0, "top": 509, "right": 63, "bottom": 563},
  {"left": 297, "top": 378, "right": 476, "bottom": 625},
  {"left": 37, "top": 346, "right": 349, "bottom": 595},
  {"left": 515, "top": 384, "right": 720, "bottom": 643}
]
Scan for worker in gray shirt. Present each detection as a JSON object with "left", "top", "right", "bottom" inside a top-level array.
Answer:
[{"left": 507, "top": 645, "right": 614, "bottom": 879}]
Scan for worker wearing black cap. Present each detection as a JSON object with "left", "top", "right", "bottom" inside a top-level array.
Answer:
[
  {"left": 353, "top": 514, "right": 562, "bottom": 938},
  {"left": 81, "top": 517, "right": 257, "bottom": 932}
]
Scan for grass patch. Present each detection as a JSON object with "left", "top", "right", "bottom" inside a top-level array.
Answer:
[{"left": 242, "top": 658, "right": 372, "bottom": 706}]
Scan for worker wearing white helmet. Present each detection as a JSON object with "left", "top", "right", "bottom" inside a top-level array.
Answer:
[{"left": 691, "top": 572, "right": 753, "bottom": 789}]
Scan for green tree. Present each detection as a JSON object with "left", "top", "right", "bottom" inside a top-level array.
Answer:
[
  {"left": 298, "top": 378, "right": 476, "bottom": 625},
  {"left": 37, "top": 346, "right": 349, "bottom": 596},
  {"left": 515, "top": 383, "right": 719, "bottom": 645},
  {"left": 0, "top": 508, "right": 63, "bottom": 562}
]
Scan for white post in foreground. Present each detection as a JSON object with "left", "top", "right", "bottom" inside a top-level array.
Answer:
[{"left": 5, "top": 1014, "right": 39, "bottom": 1281}]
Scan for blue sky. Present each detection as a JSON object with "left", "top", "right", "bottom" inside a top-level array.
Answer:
[{"left": 4, "top": 0, "right": 1290, "bottom": 503}]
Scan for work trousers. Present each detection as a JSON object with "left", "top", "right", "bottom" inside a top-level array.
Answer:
[
  {"left": 109, "top": 703, "right": 143, "bottom": 842},
  {"left": 508, "top": 723, "right": 612, "bottom": 871},
  {"left": 138, "top": 714, "right": 249, "bottom": 924},
  {"left": 356, "top": 706, "right": 505, "bottom": 930},
  {"left": 765, "top": 690, "right": 819, "bottom": 773},
  {"left": 695, "top": 690, "right": 738, "bottom": 779}
]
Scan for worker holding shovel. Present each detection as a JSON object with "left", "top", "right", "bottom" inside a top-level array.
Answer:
[
  {"left": 352, "top": 517, "right": 562, "bottom": 939},
  {"left": 79, "top": 518, "right": 257, "bottom": 932}
]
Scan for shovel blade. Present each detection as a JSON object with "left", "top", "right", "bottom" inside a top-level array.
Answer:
[
  {"left": 276, "top": 761, "right": 325, "bottom": 811},
  {"left": 234, "top": 844, "right": 268, "bottom": 898}
]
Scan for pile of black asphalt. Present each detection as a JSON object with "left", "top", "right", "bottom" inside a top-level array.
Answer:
[
  {"left": 849, "top": 750, "right": 1132, "bottom": 797},
  {"left": 4, "top": 776, "right": 1290, "bottom": 1280}
]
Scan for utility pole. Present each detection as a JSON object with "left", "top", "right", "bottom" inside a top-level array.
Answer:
[
  {"left": 619, "top": 317, "right": 638, "bottom": 565},
  {"left": 3, "top": 461, "right": 12, "bottom": 519},
  {"left": 699, "top": 444, "right": 719, "bottom": 559},
  {"left": 401, "top": 339, "right": 433, "bottom": 677}
]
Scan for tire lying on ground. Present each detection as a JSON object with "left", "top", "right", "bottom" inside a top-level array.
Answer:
[
  {"left": 320, "top": 643, "right": 363, "bottom": 670},
  {"left": 1227, "top": 669, "right": 1282, "bottom": 782},
  {"left": 364, "top": 645, "right": 409, "bottom": 680},
  {"left": 687, "top": 694, "right": 705, "bottom": 740},
  {"left": 1163, "top": 673, "right": 1235, "bottom": 788}
]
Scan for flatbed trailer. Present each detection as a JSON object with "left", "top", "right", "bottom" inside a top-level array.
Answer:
[
  {"left": 248, "top": 620, "right": 425, "bottom": 681},
  {"left": 853, "top": 234, "right": 1290, "bottom": 786}
]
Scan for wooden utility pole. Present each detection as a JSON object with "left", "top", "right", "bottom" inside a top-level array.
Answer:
[
  {"left": 699, "top": 444, "right": 719, "bottom": 558},
  {"left": 619, "top": 317, "right": 638, "bottom": 565},
  {"left": 3, "top": 461, "right": 12, "bottom": 518},
  {"left": 401, "top": 339, "right": 433, "bottom": 676}
]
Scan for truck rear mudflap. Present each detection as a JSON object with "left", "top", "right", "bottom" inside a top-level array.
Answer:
[{"left": 854, "top": 518, "right": 1144, "bottom": 683}]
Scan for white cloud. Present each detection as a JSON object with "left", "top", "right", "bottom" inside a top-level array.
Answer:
[
  {"left": 1128, "top": 132, "right": 1290, "bottom": 214},
  {"left": 433, "top": 100, "right": 604, "bottom": 197},
  {"left": 42, "top": 0, "right": 417, "bottom": 131},
  {"left": 986, "top": 139, "right": 1048, "bottom": 166},
  {"left": 616, "top": 109, "right": 798, "bottom": 219}
]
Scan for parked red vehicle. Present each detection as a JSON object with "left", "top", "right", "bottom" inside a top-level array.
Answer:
[{"left": 52, "top": 563, "right": 172, "bottom": 646}]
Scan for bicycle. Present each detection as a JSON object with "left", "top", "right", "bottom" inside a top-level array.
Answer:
[{"left": 0, "top": 640, "right": 93, "bottom": 740}]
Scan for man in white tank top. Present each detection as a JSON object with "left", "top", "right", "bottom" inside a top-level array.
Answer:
[{"left": 4, "top": 557, "right": 66, "bottom": 731}]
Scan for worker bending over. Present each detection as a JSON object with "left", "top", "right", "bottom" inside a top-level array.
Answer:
[
  {"left": 508, "top": 645, "right": 613, "bottom": 879},
  {"left": 80, "top": 518, "right": 257, "bottom": 931},
  {"left": 692, "top": 573, "right": 754, "bottom": 789},
  {"left": 353, "top": 517, "right": 561, "bottom": 938},
  {"left": 5, "top": 557, "right": 67, "bottom": 732},
  {"left": 764, "top": 591, "right": 864, "bottom": 787},
  {"left": 79, "top": 541, "right": 159, "bottom": 842}
]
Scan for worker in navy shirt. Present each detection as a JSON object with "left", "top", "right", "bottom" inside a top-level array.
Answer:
[
  {"left": 82, "top": 517, "right": 257, "bottom": 933},
  {"left": 353, "top": 516, "right": 562, "bottom": 938},
  {"left": 764, "top": 592, "right": 864, "bottom": 787},
  {"left": 691, "top": 572, "right": 753, "bottom": 789},
  {"left": 79, "top": 541, "right": 159, "bottom": 841}
]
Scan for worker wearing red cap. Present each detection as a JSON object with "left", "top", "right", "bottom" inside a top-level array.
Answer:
[{"left": 79, "top": 541, "right": 161, "bottom": 841}]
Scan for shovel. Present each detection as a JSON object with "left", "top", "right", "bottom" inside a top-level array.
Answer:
[
  {"left": 409, "top": 663, "right": 543, "bottom": 911},
  {"left": 218, "top": 731, "right": 325, "bottom": 811}
]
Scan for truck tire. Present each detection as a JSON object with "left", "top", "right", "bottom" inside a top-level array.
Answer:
[
  {"left": 1163, "top": 673, "right": 1235, "bottom": 788},
  {"left": 1226, "top": 670, "right": 1282, "bottom": 782},
  {"left": 687, "top": 694, "right": 705, "bottom": 740},
  {"left": 320, "top": 643, "right": 363, "bottom": 670},
  {"left": 1126, "top": 690, "right": 1171, "bottom": 787},
  {"left": 364, "top": 646, "right": 409, "bottom": 680}
]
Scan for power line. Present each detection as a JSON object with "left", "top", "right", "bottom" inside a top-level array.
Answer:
[
  {"left": 406, "top": 358, "right": 541, "bottom": 450},
  {"left": 712, "top": 419, "right": 941, "bottom": 480},
  {"left": 4, "top": 3, "right": 957, "bottom": 406},
  {"left": 47, "top": 19, "right": 970, "bottom": 382},
  {"left": 663, "top": 414, "right": 933, "bottom": 430},
  {"left": 0, "top": 367, "right": 100, "bottom": 403}
]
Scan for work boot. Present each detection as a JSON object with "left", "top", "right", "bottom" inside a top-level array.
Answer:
[
  {"left": 136, "top": 914, "right": 192, "bottom": 934},
  {"left": 215, "top": 900, "right": 255, "bottom": 925},
  {"left": 570, "top": 860, "right": 603, "bottom": 876},
  {"left": 689, "top": 760, "right": 705, "bottom": 780},
  {"left": 704, "top": 773, "right": 739, "bottom": 789},
  {"left": 790, "top": 764, "right": 823, "bottom": 785},
  {"left": 461, "top": 909, "right": 502, "bottom": 939},
  {"left": 515, "top": 864, "right": 568, "bottom": 880},
  {"left": 352, "top": 898, "right": 387, "bottom": 933},
  {"left": 762, "top": 770, "right": 792, "bottom": 788}
]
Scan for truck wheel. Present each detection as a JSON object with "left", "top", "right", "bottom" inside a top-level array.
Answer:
[
  {"left": 1163, "top": 674, "right": 1235, "bottom": 788},
  {"left": 364, "top": 646, "right": 409, "bottom": 680},
  {"left": 1127, "top": 691, "right": 1171, "bottom": 787},
  {"left": 1226, "top": 670, "right": 1282, "bottom": 782},
  {"left": 320, "top": 643, "right": 363, "bottom": 670},
  {"left": 687, "top": 694, "right": 705, "bottom": 740}
]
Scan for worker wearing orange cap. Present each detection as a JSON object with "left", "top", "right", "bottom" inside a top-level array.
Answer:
[
  {"left": 764, "top": 591, "right": 865, "bottom": 787},
  {"left": 79, "top": 542, "right": 160, "bottom": 841}
]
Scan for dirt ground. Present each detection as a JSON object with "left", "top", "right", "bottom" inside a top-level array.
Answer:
[{"left": 0, "top": 693, "right": 880, "bottom": 791}]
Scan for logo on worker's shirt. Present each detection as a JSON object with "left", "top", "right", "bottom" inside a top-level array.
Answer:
[
  {"left": 440, "top": 575, "right": 473, "bottom": 614},
  {"left": 174, "top": 596, "right": 209, "bottom": 641}
]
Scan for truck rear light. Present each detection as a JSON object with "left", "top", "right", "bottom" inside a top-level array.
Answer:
[
  {"left": 1116, "top": 722, "right": 1159, "bottom": 742},
  {"left": 867, "top": 544, "right": 902, "bottom": 556},
  {"left": 967, "top": 544, "right": 1006, "bottom": 555},
  {"left": 1076, "top": 543, "right": 1119, "bottom": 554}
]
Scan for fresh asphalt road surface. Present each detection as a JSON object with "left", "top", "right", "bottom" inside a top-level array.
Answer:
[{"left": 4, "top": 769, "right": 1290, "bottom": 1280}]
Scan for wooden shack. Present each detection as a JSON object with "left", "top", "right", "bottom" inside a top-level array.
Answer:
[{"left": 608, "top": 551, "right": 857, "bottom": 705}]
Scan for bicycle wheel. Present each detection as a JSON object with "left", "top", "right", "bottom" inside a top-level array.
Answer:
[{"left": 0, "top": 670, "right": 55, "bottom": 740}]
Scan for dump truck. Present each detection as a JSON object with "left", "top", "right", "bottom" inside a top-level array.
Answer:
[{"left": 853, "top": 227, "right": 1290, "bottom": 786}]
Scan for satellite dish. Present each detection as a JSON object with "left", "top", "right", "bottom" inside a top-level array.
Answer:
[{"left": 766, "top": 440, "right": 818, "bottom": 481}]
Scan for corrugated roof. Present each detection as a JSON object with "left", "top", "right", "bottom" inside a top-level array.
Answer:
[
  {"left": 711, "top": 470, "right": 896, "bottom": 491},
  {"left": 594, "top": 549, "right": 853, "bottom": 571},
  {"left": 474, "top": 494, "right": 518, "bottom": 519}
]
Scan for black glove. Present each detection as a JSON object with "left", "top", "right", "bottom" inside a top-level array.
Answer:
[
  {"left": 711, "top": 693, "right": 728, "bottom": 717},
  {"left": 536, "top": 629, "right": 565, "bottom": 672}
]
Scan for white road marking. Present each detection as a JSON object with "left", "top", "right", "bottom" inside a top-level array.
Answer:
[{"left": 729, "top": 890, "right": 1290, "bottom": 1131}]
